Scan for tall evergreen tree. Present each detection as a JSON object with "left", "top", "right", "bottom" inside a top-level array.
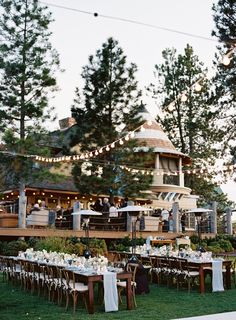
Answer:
[
  {"left": 71, "top": 38, "right": 153, "bottom": 201},
  {"left": 212, "top": 0, "right": 236, "bottom": 161},
  {"left": 148, "top": 44, "right": 224, "bottom": 203},
  {"left": 0, "top": 0, "right": 60, "bottom": 227}
]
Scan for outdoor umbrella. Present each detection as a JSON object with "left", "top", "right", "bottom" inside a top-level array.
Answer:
[
  {"left": 185, "top": 208, "right": 213, "bottom": 216},
  {"left": 117, "top": 205, "right": 153, "bottom": 213},
  {"left": 72, "top": 209, "right": 102, "bottom": 216}
]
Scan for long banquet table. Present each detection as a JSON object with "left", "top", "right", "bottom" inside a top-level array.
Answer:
[
  {"left": 109, "top": 251, "right": 232, "bottom": 294},
  {"left": 7, "top": 256, "right": 134, "bottom": 314},
  {"left": 188, "top": 259, "right": 231, "bottom": 294},
  {"left": 72, "top": 270, "right": 133, "bottom": 314}
]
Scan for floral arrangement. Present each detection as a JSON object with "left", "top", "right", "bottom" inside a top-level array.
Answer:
[
  {"left": 18, "top": 248, "right": 86, "bottom": 266},
  {"left": 87, "top": 255, "right": 108, "bottom": 272}
]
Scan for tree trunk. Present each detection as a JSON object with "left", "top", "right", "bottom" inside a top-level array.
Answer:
[{"left": 18, "top": 181, "right": 27, "bottom": 228}]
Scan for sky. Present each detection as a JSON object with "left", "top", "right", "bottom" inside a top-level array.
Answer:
[{"left": 39, "top": 0, "right": 236, "bottom": 203}]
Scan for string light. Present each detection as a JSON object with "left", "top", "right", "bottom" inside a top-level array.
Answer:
[
  {"left": 222, "top": 55, "right": 231, "bottom": 66},
  {"left": 168, "top": 102, "right": 175, "bottom": 112},
  {"left": 194, "top": 82, "right": 202, "bottom": 92},
  {"left": 181, "top": 93, "right": 188, "bottom": 102}
]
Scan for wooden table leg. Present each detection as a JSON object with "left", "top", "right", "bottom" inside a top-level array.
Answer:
[
  {"left": 126, "top": 277, "right": 134, "bottom": 310},
  {"left": 87, "top": 281, "right": 95, "bottom": 314},
  {"left": 225, "top": 264, "right": 231, "bottom": 290},
  {"left": 199, "top": 266, "right": 205, "bottom": 294}
]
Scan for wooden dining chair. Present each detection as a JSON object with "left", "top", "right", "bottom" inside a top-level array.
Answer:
[
  {"left": 62, "top": 269, "right": 88, "bottom": 313},
  {"left": 117, "top": 262, "right": 138, "bottom": 307}
]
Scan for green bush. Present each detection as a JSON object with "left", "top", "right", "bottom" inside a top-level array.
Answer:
[
  {"left": 34, "top": 237, "right": 68, "bottom": 253},
  {"left": 1, "top": 240, "right": 28, "bottom": 256},
  {"left": 190, "top": 234, "right": 199, "bottom": 244},
  {"left": 27, "top": 237, "right": 39, "bottom": 248},
  {"left": 87, "top": 238, "right": 107, "bottom": 256},
  {"left": 217, "top": 239, "right": 233, "bottom": 252},
  {"left": 207, "top": 245, "right": 224, "bottom": 254},
  {"left": 114, "top": 243, "right": 129, "bottom": 252}
]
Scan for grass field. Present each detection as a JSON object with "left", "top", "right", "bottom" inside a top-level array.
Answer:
[{"left": 1, "top": 273, "right": 236, "bottom": 320}]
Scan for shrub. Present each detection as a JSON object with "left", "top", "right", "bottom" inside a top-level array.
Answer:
[
  {"left": 2, "top": 240, "right": 28, "bottom": 256},
  {"left": 27, "top": 237, "right": 39, "bottom": 248},
  {"left": 34, "top": 237, "right": 67, "bottom": 253},
  {"left": 87, "top": 238, "right": 107, "bottom": 256},
  {"left": 207, "top": 245, "right": 224, "bottom": 254},
  {"left": 190, "top": 234, "right": 199, "bottom": 244},
  {"left": 217, "top": 239, "right": 233, "bottom": 252}
]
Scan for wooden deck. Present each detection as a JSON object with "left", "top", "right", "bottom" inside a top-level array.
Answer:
[
  {"left": 0, "top": 227, "right": 215, "bottom": 240},
  {"left": 0, "top": 227, "right": 174, "bottom": 239}
]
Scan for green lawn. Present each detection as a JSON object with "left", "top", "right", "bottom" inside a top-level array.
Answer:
[{"left": 1, "top": 274, "right": 236, "bottom": 320}]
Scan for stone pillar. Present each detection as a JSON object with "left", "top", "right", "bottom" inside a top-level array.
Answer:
[
  {"left": 226, "top": 207, "right": 233, "bottom": 235},
  {"left": 210, "top": 201, "right": 217, "bottom": 234},
  {"left": 172, "top": 202, "right": 179, "bottom": 233},
  {"left": 72, "top": 212, "right": 81, "bottom": 231}
]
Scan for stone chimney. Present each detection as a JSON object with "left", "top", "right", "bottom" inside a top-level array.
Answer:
[{"left": 59, "top": 117, "right": 76, "bottom": 130}]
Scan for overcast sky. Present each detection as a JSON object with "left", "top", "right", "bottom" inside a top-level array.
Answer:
[{"left": 44, "top": 0, "right": 217, "bottom": 122}]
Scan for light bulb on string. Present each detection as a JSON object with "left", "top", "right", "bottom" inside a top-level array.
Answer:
[
  {"left": 140, "top": 126, "right": 145, "bottom": 132},
  {"left": 125, "top": 135, "right": 130, "bottom": 141},
  {"left": 111, "top": 143, "right": 115, "bottom": 148},
  {"left": 181, "top": 93, "right": 188, "bottom": 102},
  {"left": 130, "top": 132, "right": 135, "bottom": 138},
  {"left": 99, "top": 148, "right": 103, "bottom": 153},
  {"left": 95, "top": 150, "right": 99, "bottom": 156},
  {"left": 119, "top": 139, "right": 124, "bottom": 145},
  {"left": 222, "top": 55, "right": 231, "bottom": 66},
  {"left": 147, "top": 120, "right": 152, "bottom": 126},
  {"left": 194, "top": 83, "right": 202, "bottom": 92},
  {"left": 168, "top": 102, "right": 175, "bottom": 112},
  {"left": 106, "top": 146, "right": 110, "bottom": 151}
]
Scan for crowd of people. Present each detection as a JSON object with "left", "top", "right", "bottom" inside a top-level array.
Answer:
[
  {"left": 91, "top": 197, "right": 129, "bottom": 218},
  {"left": 26, "top": 198, "right": 188, "bottom": 233}
]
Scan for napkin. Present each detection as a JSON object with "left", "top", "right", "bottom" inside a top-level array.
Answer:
[
  {"left": 212, "top": 260, "right": 224, "bottom": 292},
  {"left": 103, "top": 271, "right": 118, "bottom": 312}
]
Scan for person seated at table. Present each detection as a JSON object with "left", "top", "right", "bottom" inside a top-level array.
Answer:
[
  {"left": 29, "top": 203, "right": 41, "bottom": 214},
  {"left": 91, "top": 198, "right": 103, "bottom": 212}
]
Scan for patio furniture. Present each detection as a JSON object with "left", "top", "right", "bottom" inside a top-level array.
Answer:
[{"left": 26, "top": 210, "right": 49, "bottom": 227}]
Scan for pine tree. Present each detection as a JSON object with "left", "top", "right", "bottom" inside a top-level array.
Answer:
[
  {"left": 212, "top": 0, "right": 236, "bottom": 161},
  {"left": 0, "top": 0, "right": 60, "bottom": 227},
  {"left": 148, "top": 44, "right": 224, "bottom": 203},
  {"left": 71, "top": 38, "right": 153, "bottom": 201}
]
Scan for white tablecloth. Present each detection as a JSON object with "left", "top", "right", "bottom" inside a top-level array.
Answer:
[
  {"left": 103, "top": 271, "right": 118, "bottom": 312},
  {"left": 212, "top": 259, "right": 224, "bottom": 292}
]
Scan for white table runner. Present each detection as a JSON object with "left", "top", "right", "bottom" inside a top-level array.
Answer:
[
  {"left": 103, "top": 271, "right": 118, "bottom": 312},
  {"left": 212, "top": 260, "right": 224, "bottom": 292}
]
